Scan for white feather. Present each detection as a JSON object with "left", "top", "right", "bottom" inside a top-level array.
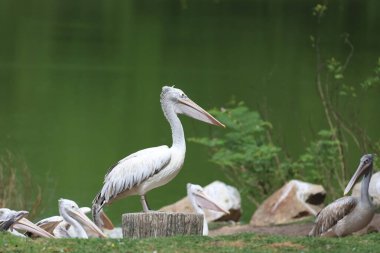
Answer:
[{"left": 100, "top": 145, "right": 171, "bottom": 203}]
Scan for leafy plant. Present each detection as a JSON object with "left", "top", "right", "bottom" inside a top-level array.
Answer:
[
  {"left": 291, "top": 130, "right": 343, "bottom": 198},
  {"left": 312, "top": 1, "right": 380, "bottom": 189},
  {"left": 190, "top": 102, "right": 286, "bottom": 207},
  {"left": 190, "top": 101, "right": 347, "bottom": 208},
  {"left": 361, "top": 58, "right": 380, "bottom": 90}
]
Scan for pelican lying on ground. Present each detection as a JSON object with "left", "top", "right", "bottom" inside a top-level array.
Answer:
[
  {"left": 0, "top": 209, "right": 28, "bottom": 232},
  {"left": 55, "top": 199, "right": 107, "bottom": 238},
  {"left": 187, "top": 183, "right": 229, "bottom": 235},
  {"left": 35, "top": 205, "right": 112, "bottom": 238},
  {"left": 34, "top": 208, "right": 90, "bottom": 237},
  {"left": 309, "top": 154, "right": 375, "bottom": 237},
  {"left": 92, "top": 86, "right": 224, "bottom": 227},
  {"left": 0, "top": 208, "right": 54, "bottom": 238}
]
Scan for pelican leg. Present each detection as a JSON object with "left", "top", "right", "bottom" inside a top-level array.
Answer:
[{"left": 140, "top": 195, "right": 151, "bottom": 212}]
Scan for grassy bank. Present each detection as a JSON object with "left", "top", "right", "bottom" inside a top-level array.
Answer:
[{"left": 1, "top": 232, "right": 379, "bottom": 253}]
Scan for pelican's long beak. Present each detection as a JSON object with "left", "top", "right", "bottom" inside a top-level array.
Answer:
[
  {"left": 100, "top": 210, "right": 114, "bottom": 230},
  {"left": 13, "top": 218, "right": 55, "bottom": 238},
  {"left": 177, "top": 97, "right": 225, "bottom": 127},
  {"left": 193, "top": 191, "right": 230, "bottom": 214},
  {"left": 68, "top": 209, "right": 107, "bottom": 238},
  {"left": 344, "top": 159, "right": 371, "bottom": 195}
]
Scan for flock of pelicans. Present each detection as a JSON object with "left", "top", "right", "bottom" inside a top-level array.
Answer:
[
  {"left": 0, "top": 86, "right": 377, "bottom": 239},
  {"left": 0, "top": 183, "right": 226, "bottom": 238}
]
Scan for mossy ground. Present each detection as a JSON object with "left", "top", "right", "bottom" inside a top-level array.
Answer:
[{"left": 1, "top": 231, "right": 379, "bottom": 253}]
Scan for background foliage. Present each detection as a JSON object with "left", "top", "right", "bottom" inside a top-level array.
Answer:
[
  {"left": 0, "top": 152, "right": 42, "bottom": 219},
  {"left": 191, "top": 3, "right": 380, "bottom": 215}
]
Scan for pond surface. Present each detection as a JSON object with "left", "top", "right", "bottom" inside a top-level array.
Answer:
[{"left": 0, "top": 0, "right": 379, "bottom": 222}]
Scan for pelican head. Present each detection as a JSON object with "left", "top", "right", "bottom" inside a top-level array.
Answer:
[
  {"left": 0, "top": 208, "right": 54, "bottom": 238},
  {"left": 59, "top": 198, "right": 107, "bottom": 238},
  {"left": 344, "top": 154, "right": 374, "bottom": 195},
  {"left": 160, "top": 86, "right": 225, "bottom": 127},
  {"left": 0, "top": 208, "right": 28, "bottom": 231},
  {"left": 187, "top": 183, "right": 229, "bottom": 214},
  {"left": 0, "top": 208, "right": 28, "bottom": 223}
]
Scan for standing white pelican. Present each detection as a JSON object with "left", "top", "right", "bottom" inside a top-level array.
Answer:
[
  {"left": 92, "top": 86, "right": 224, "bottom": 227},
  {"left": 309, "top": 154, "right": 375, "bottom": 237},
  {"left": 187, "top": 183, "right": 229, "bottom": 235},
  {"left": 0, "top": 208, "right": 54, "bottom": 238},
  {"left": 57, "top": 199, "right": 107, "bottom": 238}
]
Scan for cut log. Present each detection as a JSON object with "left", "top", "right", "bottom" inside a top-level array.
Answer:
[{"left": 122, "top": 212, "right": 203, "bottom": 238}]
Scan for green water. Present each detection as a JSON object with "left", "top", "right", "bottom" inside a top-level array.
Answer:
[{"left": 0, "top": 1, "right": 379, "bottom": 223}]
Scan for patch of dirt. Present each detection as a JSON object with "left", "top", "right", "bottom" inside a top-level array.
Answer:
[
  {"left": 209, "top": 213, "right": 380, "bottom": 237},
  {"left": 209, "top": 240, "right": 246, "bottom": 248},
  {"left": 209, "top": 223, "right": 313, "bottom": 237},
  {"left": 266, "top": 241, "right": 305, "bottom": 250}
]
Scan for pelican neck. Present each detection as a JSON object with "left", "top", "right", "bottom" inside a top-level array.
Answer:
[
  {"left": 162, "top": 101, "right": 186, "bottom": 150},
  {"left": 61, "top": 210, "right": 88, "bottom": 238},
  {"left": 360, "top": 167, "right": 372, "bottom": 206}
]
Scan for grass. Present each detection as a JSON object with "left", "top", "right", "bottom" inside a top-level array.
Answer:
[
  {"left": 1, "top": 232, "right": 379, "bottom": 253},
  {"left": 0, "top": 151, "right": 42, "bottom": 219}
]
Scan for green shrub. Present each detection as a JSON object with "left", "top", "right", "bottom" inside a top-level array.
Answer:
[
  {"left": 190, "top": 102, "right": 286, "bottom": 207},
  {"left": 191, "top": 101, "right": 373, "bottom": 211}
]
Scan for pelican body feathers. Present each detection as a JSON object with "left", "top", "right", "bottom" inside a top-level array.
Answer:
[{"left": 310, "top": 154, "right": 375, "bottom": 237}]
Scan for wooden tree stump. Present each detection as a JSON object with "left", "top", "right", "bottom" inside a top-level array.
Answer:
[{"left": 122, "top": 212, "right": 203, "bottom": 238}]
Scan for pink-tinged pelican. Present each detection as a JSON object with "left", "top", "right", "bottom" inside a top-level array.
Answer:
[
  {"left": 33, "top": 206, "right": 108, "bottom": 238},
  {"left": 92, "top": 86, "right": 224, "bottom": 227},
  {"left": 309, "top": 154, "right": 375, "bottom": 237},
  {"left": 187, "top": 183, "right": 229, "bottom": 235},
  {"left": 0, "top": 208, "right": 54, "bottom": 238},
  {"left": 56, "top": 199, "right": 107, "bottom": 238}
]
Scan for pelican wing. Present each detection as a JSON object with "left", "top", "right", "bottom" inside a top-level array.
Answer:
[
  {"left": 35, "top": 216, "right": 63, "bottom": 234},
  {"left": 99, "top": 145, "right": 171, "bottom": 205},
  {"left": 309, "top": 196, "right": 357, "bottom": 236}
]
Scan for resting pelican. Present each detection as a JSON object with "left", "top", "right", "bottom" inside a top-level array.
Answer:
[
  {"left": 309, "top": 154, "right": 375, "bottom": 237},
  {"left": 34, "top": 206, "right": 112, "bottom": 238},
  {"left": 92, "top": 86, "right": 224, "bottom": 227},
  {"left": 187, "top": 183, "right": 229, "bottom": 235},
  {"left": 33, "top": 208, "right": 89, "bottom": 237},
  {"left": 56, "top": 199, "right": 107, "bottom": 238},
  {"left": 0, "top": 209, "right": 28, "bottom": 232},
  {"left": 0, "top": 208, "right": 54, "bottom": 238}
]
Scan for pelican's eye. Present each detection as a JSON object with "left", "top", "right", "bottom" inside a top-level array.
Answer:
[
  {"left": 181, "top": 93, "right": 186, "bottom": 98},
  {"left": 71, "top": 205, "right": 75, "bottom": 208}
]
